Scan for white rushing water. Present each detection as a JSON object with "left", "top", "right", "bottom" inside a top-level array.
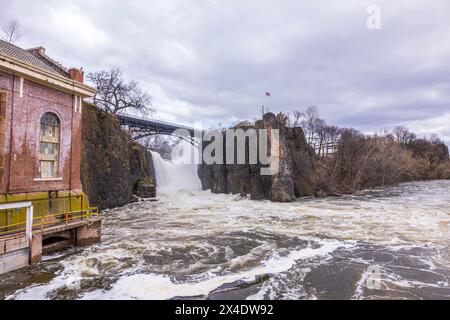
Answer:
[
  {"left": 151, "top": 150, "right": 202, "bottom": 192},
  {"left": 1, "top": 152, "right": 449, "bottom": 300}
]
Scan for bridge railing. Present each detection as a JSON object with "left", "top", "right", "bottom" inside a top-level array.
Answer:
[{"left": 118, "top": 113, "right": 202, "bottom": 133}]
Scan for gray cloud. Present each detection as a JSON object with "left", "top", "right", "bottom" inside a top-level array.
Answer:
[{"left": 1, "top": 0, "right": 449, "bottom": 143}]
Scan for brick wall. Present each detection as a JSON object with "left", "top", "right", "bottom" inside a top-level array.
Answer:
[{"left": 0, "top": 70, "right": 82, "bottom": 194}]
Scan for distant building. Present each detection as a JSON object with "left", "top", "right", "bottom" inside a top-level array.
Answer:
[{"left": 0, "top": 40, "right": 99, "bottom": 274}]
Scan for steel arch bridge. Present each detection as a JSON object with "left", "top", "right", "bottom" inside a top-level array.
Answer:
[{"left": 117, "top": 113, "right": 203, "bottom": 145}]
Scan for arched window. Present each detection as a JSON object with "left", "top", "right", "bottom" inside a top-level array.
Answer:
[{"left": 39, "top": 112, "right": 60, "bottom": 178}]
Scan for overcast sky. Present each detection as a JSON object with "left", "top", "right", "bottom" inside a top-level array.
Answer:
[{"left": 1, "top": 0, "right": 449, "bottom": 143}]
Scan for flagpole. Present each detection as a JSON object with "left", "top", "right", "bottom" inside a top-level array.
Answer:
[{"left": 263, "top": 92, "right": 270, "bottom": 118}]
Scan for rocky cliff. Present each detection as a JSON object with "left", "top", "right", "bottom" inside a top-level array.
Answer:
[
  {"left": 81, "top": 104, "right": 156, "bottom": 209},
  {"left": 198, "top": 113, "right": 316, "bottom": 202},
  {"left": 198, "top": 112, "right": 450, "bottom": 202}
]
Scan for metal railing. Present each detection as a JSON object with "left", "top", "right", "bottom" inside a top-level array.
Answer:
[
  {"left": 0, "top": 206, "right": 99, "bottom": 238},
  {"left": 118, "top": 113, "right": 202, "bottom": 132}
]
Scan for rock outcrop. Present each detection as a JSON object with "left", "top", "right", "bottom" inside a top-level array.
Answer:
[
  {"left": 200, "top": 112, "right": 450, "bottom": 201},
  {"left": 198, "top": 113, "right": 316, "bottom": 202},
  {"left": 81, "top": 103, "right": 156, "bottom": 209}
]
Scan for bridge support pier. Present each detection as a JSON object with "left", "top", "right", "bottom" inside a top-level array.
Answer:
[
  {"left": 30, "top": 234, "right": 42, "bottom": 264},
  {"left": 75, "top": 220, "right": 101, "bottom": 247}
]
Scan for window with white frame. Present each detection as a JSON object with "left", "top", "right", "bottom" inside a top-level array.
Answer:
[{"left": 39, "top": 112, "right": 60, "bottom": 178}]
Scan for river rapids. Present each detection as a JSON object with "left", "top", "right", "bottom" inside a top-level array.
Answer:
[{"left": 0, "top": 152, "right": 449, "bottom": 300}]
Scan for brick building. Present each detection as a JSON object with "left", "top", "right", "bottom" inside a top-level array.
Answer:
[{"left": 0, "top": 40, "right": 100, "bottom": 273}]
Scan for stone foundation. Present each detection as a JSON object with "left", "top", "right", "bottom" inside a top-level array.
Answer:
[
  {"left": 0, "top": 219, "right": 101, "bottom": 275},
  {"left": 75, "top": 219, "right": 101, "bottom": 247},
  {"left": 0, "top": 237, "right": 29, "bottom": 274},
  {"left": 30, "top": 234, "right": 42, "bottom": 264}
]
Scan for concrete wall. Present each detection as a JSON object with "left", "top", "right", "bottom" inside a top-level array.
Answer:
[
  {"left": 0, "top": 70, "right": 82, "bottom": 195},
  {"left": 30, "top": 234, "right": 42, "bottom": 264},
  {"left": 1, "top": 219, "right": 101, "bottom": 274},
  {"left": 0, "top": 237, "right": 29, "bottom": 274}
]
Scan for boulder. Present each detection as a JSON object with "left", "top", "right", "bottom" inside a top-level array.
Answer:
[{"left": 134, "top": 177, "right": 156, "bottom": 198}]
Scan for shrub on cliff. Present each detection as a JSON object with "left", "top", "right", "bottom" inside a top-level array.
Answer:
[
  {"left": 436, "top": 161, "right": 450, "bottom": 179},
  {"left": 404, "top": 138, "right": 449, "bottom": 179},
  {"left": 321, "top": 130, "right": 412, "bottom": 193},
  {"left": 321, "top": 129, "right": 449, "bottom": 194}
]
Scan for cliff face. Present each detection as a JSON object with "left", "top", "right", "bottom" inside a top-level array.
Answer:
[
  {"left": 81, "top": 104, "right": 156, "bottom": 209},
  {"left": 198, "top": 113, "right": 316, "bottom": 202}
]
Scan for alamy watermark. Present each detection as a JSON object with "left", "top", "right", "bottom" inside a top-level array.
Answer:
[
  {"left": 367, "top": 5, "right": 381, "bottom": 30},
  {"left": 170, "top": 128, "right": 280, "bottom": 176},
  {"left": 365, "top": 265, "right": 382, "bottom": 289}
]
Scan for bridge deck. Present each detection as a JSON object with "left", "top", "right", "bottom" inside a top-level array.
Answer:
[{"left": 118, "top": 113, "right": 201, "bottom": 136}]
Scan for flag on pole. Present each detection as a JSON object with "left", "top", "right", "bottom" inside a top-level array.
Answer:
[{"left": 265, "top": 92, "right": 271, "bottom": 96}]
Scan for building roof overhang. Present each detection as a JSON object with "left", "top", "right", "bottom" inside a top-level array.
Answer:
[{"left": 0, "top": 52, "right": 96, "bottom": 98}]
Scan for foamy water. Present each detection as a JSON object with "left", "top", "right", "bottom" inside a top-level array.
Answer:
[
  {"left": 0, "top": 152, "right": 448, "bottom": 300},
  {"left": 151, "top": 151, "right": 201, "bottom": 192}
]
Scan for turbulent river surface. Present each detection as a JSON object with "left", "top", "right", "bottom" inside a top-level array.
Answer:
[{"left": 0, "top": 154, "right": 449, "bottom": 300}]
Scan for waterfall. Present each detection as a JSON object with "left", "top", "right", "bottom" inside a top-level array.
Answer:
[{"left": 151, "top": 151, "right": 202, "bottom": 192}]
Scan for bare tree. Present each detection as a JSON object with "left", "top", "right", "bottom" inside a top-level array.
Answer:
[
  {"left": 429, "top": 133, "right": 442, "bottom": 144},
  {"left": 87, "top": 68, "right": 152, "bottom": 115},
  {"left": 288, "top": 106, "right": 339, "bottom": 156},
  {"left": 322, "top": 125, "right": 340, "bottom": 156},
  {"left": 140, "top": 135, "right": 180, "bottom": 160},
  {"left": 314, "top": 118, "right": 327, "bottom": 157},
  {"left": 288, "top": 110, "right": 302, "bottom": 127},
  {"left": 393, "top": 126, "right": 416, "bottom": 144},
  {"left": 299, "top": 106, "right": 320, "bottom": 144},
  {"left": 1, "top": 19, "right": 22, "bottom": 44}
]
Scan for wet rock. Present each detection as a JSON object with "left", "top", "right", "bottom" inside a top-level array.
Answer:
[
  {"left": 134, "top": 178, "right": 156, "bottom": 198},
  {"left": 81, "top": 104, "right": 156, "bottom": 209},
  {"left": 263, "top": 114, "right": 296, "bottom": 202},
  {"left": 286, "top": 127, "right": 315, "bottom": 197},
  {"left": 129, "top": 142, "right": 156, "bottom": 198}
]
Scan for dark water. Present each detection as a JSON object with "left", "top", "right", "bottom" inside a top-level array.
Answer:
[{"left": 1, "top": 180, "right": 449, "bottom": 300}]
